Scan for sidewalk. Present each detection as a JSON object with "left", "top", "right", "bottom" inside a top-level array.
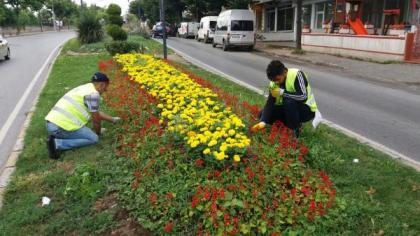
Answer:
[{"left": 255, "top": 41, "right": 420, "bottom": 92}]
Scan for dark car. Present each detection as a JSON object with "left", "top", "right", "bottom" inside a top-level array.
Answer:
[{"left": 152, "top": 22, "right": 171, "bottom": 38}]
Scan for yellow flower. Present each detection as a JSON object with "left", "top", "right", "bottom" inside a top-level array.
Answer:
[
  {"left": 214, "top": 151, "right": 225, "bottom": 160},
  {"left": 203, "top": 148, "right": 211, "bottom": 155},
  {"left": 228, "top": 129, "right": 236, "bottom": 136},
  {"left": 208, "top": 140, "right": 217, "bottom": 147},
  {"left": 233, "top": 155, "right": 241, "bottom": 162}
]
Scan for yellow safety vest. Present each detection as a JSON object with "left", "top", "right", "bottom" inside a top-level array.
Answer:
[
  {"left": 269, "top": 68, "right": 318, "bottom": 112},
  {"left": 45, "top": 83, "right": 98, "bottom": 131}
]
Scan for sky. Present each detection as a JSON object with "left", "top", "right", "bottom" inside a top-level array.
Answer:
[{"left": 80, "top": 0, "right": 130, "bottom": 15}]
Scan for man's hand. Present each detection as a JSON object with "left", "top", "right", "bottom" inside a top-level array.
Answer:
[
  {"left": 112, "top": 116, "right": 121, "bottom": 124},
  {"left": 251, "top": 121, "right": 266, "bottom": 132},
  {"left": 270, "top": 88, "right": 284, "bottom": 97}
]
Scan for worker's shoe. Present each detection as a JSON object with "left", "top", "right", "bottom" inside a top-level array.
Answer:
[
  {"left": 47, "top": 135, "right": 60, "bottom": 159},
  {"left": 294, "top": 123, "right": 303, "bottom": 138}
]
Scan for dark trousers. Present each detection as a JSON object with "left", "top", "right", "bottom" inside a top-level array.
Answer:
[{"left": 259, "top": 95, "right": 315, "bottom": 130}]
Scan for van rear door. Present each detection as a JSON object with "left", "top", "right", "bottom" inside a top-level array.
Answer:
[{"left": 230, "top": 20, "right": 254, "bottom": 44}]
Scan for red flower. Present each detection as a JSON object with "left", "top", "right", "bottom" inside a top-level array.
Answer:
[
  {"left": 133, "top": 171, "right": 141, "bottom": 178},
  {"left": 224, "top": 213, "right": 230, "bottom": 225},
  {"left": 309, "top": 200, "right": 316, "bottom": 212},
  {"left": 191, "top": 195, "right": 199, "bottom": 208},
  {"left": 291, "top": 188, "right": 297, "bottom": 198},
  {"left": 219, "top": 188, "right": 225, "bottom": 199},
  {"left": 166, "top": 192, "right": 174, "bottom": 200},
  {"left": 195, "top": 158, "right": 205, "bottom": 167},
  {"left": 164, "top": 221, "right": 173, "bottom": 233},
  {"left": 149, "top": 192, "right": 158, "bottom": 205}
]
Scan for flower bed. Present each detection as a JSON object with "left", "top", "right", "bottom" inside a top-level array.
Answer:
[
  {"left": 115, "top": 54, "right": 250, "bottom": 163},
  {"left": 100, "top": 54, "right": 339, "bottom": 234}
]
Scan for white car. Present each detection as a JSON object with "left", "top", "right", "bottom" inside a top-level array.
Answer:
[
  {"left": 213, "top": 10, "right": 256, "bottom": 51},
  {"left": 197, "top": 16, "right": 218, "bottom": 43},
  {"left": 177, "top": 22, "right": 200, "bottom": 38},
  {"left": 0, "top": 36, "right": 10, "bottom": 61}
]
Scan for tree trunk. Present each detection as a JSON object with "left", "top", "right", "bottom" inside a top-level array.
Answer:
[{"left": 295, "top": 0, "right": 302, "bottom": 50}]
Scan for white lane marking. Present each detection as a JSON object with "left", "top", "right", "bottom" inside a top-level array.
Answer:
[
  {"left": 161, "top": 39, "right": 420, "bottom": 170},
  {"left": 0, "top": 45, "right": 60, "bottom": 146}
]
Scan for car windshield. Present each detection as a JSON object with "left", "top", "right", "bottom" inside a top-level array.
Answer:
[
  {"left": 210, "top": 21, "right": 217, "bottom": 29},
  {"left": 231, "top": 20, "right": 253, "bottom": 31}
]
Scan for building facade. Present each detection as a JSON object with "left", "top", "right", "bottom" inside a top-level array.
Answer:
[{"left": 251, "top": 0, "right": 419, "bottom": 41}]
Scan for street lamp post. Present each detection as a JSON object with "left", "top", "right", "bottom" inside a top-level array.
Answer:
[
  {"left": 52, "top": 0, "right": 57, "bottom": 31},
  {"left": 160, "top": 0, "right": 167, "bottom": 59}
]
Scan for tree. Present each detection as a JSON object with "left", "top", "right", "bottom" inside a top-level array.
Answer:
[
  {"left": 296, "top": 0, "right": 302, "bottom": 50},
  {"left": 225, "top": 0, "right": 251, "bottom": 9},
  {"left": 129, "top": 0, "right": 142, "bottom": 20}
]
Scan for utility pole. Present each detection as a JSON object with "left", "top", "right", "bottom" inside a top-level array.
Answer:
[
  {"left": 160, "top": 0, "right": 167, "bottom": 59},
  {"left": 296, "top": 0, "right": 302, "bottom": 50},
  {"left": 52, "top": 0, "right": 57, "bottom": 31},
  {"left": 195, "top": 0, "right": 198, "bottom": 21}
]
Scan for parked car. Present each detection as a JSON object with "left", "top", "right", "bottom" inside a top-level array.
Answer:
[
  {"left": 0, "top": 36, "right": 10, "bottom": 61},
  {"left": 152, "top": 22, "right": 170, "bottom": 38},
  {"left": 197, "top": 16, "right": 218, "bottom": 43},
  {"left": 177, "top": 22, "right": 200, "bottom": 38},
  {"left": 213, "top": 10, "right": 256, "bottom": 51}
]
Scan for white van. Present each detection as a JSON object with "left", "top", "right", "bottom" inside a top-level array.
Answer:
[
  {"left": 177, "top": 22, "right": 200, "bottom": 38},
  {"left": 197, "top": 16, "right": 218, "bottom": 43},
  {"left": 213, "top": 10, "right": 256, "bottom": 51}
]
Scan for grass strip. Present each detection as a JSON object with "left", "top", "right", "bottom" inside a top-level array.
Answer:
[
  {"left": 177, "top": 62, "right": 420, "bottom": 235},
  {"left": 0, "top": 36, "right": 419, "bottom": 235}
]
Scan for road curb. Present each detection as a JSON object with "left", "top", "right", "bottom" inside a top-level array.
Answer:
[
  {"left": 164, "top": 41, "right": 420, "bottom": 172},
  {"left": 253, "top": 48, "right": 345, "bottom": 70},
  {"left": 1, "top": 29, "right": 74, "bottom": 38},
  {"left": 0, "top": 45, "right": 63, "bottom": 209}
]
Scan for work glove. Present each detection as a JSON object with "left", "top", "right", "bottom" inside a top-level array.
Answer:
[
  {"left": 251, "top": 121, "right": 266, "bottom": 132},
  {"left": 270, "top": 88, "right": 284, "bottom": 97},
  {"left": 112, "top": 117, "right": 121, "bottom": 124}
]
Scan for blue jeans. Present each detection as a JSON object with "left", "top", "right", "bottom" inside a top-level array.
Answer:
[{"left": 46, "top": 122, "right": 99, "bottom": 150}]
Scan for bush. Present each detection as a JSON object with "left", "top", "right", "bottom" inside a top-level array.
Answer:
[
  {"left": 106, "top": 24, "right": 127, "bottom": 41},
  {"left": 77, "top": 11, "right": 103, "bottom": 44},
  {"left": 108, "top": 15, "right": 123, "bottom": 27},
  {"left": 106, "top": 3, "right": 121, "bottom": 16},
  {"left": 105, "top": 41, "right": 140, "bottom": 55}
]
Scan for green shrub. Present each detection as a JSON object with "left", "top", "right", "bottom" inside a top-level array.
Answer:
[
  {"left": 64, "top": 164, "right": 107, "bottom": 200},
  {"left": 108, "top": 15, "right": 123, "bottom": 27},
  {"left": 77, "top": 11, "right": 104, "bottom": 44},
  {"left": 106, "top": 24, "right": 127, "bottom": 41},
  {"left": 106, "top": 3, "right": 121, "bottom": 16},
  {"left": 105, "top": 41, "right": 140, "bottom": 55}
]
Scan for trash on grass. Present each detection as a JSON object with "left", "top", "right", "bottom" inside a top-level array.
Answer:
[{"left": 42, "top": 196, "right": 51, "bottom": 206}]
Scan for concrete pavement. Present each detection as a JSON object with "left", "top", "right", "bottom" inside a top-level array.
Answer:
[{"left": 255, "top": 41, "right": 420, "bottom": 93}]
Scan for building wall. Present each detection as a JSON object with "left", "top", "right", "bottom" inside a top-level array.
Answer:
[{"left": 302, "top": 33, "right": 406, "bottom": 61}]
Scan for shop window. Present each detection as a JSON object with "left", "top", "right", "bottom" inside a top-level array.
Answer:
[
  {"left": 267, "top": 9, "right": 276, "bottom": 31},
  {"left": 277, "top": 6, "right": 294, "bottom": 31},
  {"left": 315, "top": 0, "right": 334, "bottom": 29},
  {"left": 302, "top": 5, "right": 312, "bottom": 27}
]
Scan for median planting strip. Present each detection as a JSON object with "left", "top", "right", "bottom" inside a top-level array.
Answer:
[{"left": 0, "top": 37, "right": 419, "bottom": 235}]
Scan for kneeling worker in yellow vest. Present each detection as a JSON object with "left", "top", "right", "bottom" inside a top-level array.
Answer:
[
  {"left": 252, "top": 60, "right": 318, "bottom": 137},
  {"left": 45, "top": 72, "right": 120, "bottom": 159}
]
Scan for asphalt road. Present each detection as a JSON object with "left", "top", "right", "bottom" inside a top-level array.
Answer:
[
  {"left": 0, "top": 31, "right": 75, "bottom": 171},
  {"left": 157, "top": 37, "right": 420, "bottom": 163}
]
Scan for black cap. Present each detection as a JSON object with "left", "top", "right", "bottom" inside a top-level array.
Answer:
[{"left": 91, "top": 72, "right": 109, "bottom": 83}]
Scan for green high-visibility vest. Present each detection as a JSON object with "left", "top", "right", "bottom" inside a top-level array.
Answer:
[
  {"left": 45, "top": 83, "right": 98, "bottom": 131},
  {"left": 269, "top": 68, "right": 318, "bottom": 112}
]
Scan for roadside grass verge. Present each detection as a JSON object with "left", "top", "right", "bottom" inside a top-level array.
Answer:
[
  {"left": 0, "top": 51, "right": 127, "bottom": 234},
  {"left": 62, "top": 35, "right": 165, "bottom": 54},
  {"left": 176, "top": 62, "right": 420, "bottom": 235},
  {"left": 0, "top": 36, "right": 419, "bottom": 235}
]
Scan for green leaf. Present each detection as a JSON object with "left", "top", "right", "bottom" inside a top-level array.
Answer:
[
  {"left": 240, "top": 224, "right": 250, "bottom": 234},
  {"left": 232, "top": 199, "right": 244, "bottom": 208}
]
